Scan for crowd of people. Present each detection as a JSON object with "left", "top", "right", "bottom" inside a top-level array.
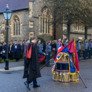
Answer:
[
  {"left": 76, "top": 39, "right": 92, "bottom": 60},
  {"left": 0, "top": 40, "right": 24, "bottom": 62},
  {"left": 0, "top": 38, "right": 92, "bottom": 63}
]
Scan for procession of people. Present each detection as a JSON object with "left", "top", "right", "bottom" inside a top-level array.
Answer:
[
  {"left": 22, "top": 36, "right": 91, "bottom": 90},
  {"left": 0, "top": 36, "right": 92, "bottom": 90}
]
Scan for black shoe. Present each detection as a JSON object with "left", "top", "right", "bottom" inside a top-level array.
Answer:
[
  {"left": 23, "top": 74, "right": 28, "bottom": 78},
  {"left": 24, "top": 81, "right": 30, "bottom": 91},
  {"left": 33, "top": 85, "right": 40, "bottom": 88}
]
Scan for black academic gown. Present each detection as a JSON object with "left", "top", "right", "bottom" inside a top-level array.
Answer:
[{"left": 27, "top": 43, "right": 41, "bottom": 83}]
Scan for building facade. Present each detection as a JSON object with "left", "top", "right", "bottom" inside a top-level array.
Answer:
[
  {"left": 29, "top": 0, "right": 53, "bottom": 41},
  {"left": 0, "top": 0, "right": 92, "bottom": 42},
  {"left": 29, "top": 0, "right": 92, "bottom": 40},
  {"left": 0, "top": 0, "right": 30, "bottom": 42}
]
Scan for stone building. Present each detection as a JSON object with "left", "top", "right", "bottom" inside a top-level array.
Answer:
[
  {"left": 29, "top": 0, "right": 92, "bottom": 40},
  {"left": 0, "top": 0, "right": 30, "bottom": 42},
  {"left": 0, "top": 0, "right": 92, "bottom": 42},
  {"left": 29, "top": 0, "right": 53, "bottom": 41}
]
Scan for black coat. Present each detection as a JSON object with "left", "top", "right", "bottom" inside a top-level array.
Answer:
[
  {"left": 2, "top": 44, "right": 10, "bottom": 59},
  {"left": 11, "top": 44, "right": 21, "bottom": 60},
  {"left": 0, "top": 45, "right": 2, "bottom": 58},
  {"left": 27, "top": 43, "right": 41, "bottom": 83}
]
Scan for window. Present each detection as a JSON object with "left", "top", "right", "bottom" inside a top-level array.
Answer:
[
  {"left": 13, "top": 15, "right": 20, "bottom": 35},
  {"left": 71, "top": 22, "right": 85, "bottom": 33},
  {"left": 40, "top": 7, "right": 52, "bottom": 35}
]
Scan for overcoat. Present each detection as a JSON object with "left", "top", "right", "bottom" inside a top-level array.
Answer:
[
  {"left": 27, "top": 43, "right": 41, "bottom": 83},
  {"left": 11, "top": 44, "right": 21, "bottom": 60}
]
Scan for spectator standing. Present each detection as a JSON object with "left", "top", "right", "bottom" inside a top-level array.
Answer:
[
  {"left": 83, "top": 40, "right": 89, "bottom": 59},
  {"left": 56, "top": 39, "right": 62, "bottom": 50},
  {"left": 76, "top": 40, "right": 82, "bottom": 59},
  {"left": 51, "top": 40, "right": 57, "bottom": 59},
  {"left": 88, "top": 39, "right": 92, "bottom": 59},
  {"left": 1, "top": 42, "right": 10, "bottom": 63},
  {"left": 45, "top": 41, "right": 52, "bottom": 66},
  {"left": 0, "top": 43, "right": 2, "bottom": 58},
  {"left": 37, "top": 40, "right": 43, "bottom": 54},
  {"left": 11, "top": 40, "right": 21, "bottom": 62},
  {"left": 90, "top": 39, "right": 92, "bottom": 57}
]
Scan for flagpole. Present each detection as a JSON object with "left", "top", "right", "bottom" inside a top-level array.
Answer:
[
  {"left": 40, "top": 58, "right": 54, "bottom": 70},
  {"left": 71, "top": 39, "right": 87, "bottom": 88},
  {"left": 79, "top": 74, "right": 87, "bottom": 88}
]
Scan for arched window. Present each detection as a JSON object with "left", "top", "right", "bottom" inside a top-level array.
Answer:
[
  {"left": 40, "top": 7, "right": 52, "bottom": 34},
  {"left": 13, "top": 15, "right": 20, "bottom": 35}
]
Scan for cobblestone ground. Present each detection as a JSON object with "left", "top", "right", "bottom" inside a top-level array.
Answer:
[{"left": 0, "top": 59, "right": 92, "bottom": 92}]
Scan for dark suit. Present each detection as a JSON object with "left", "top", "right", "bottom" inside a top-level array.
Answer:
[{"left": 11, "top": 44, "right": 21, "bottom": 61}]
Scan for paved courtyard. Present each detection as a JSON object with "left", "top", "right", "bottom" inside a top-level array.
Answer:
[{"left": 0, "top": 59, "right": 92, "bottom": 92}]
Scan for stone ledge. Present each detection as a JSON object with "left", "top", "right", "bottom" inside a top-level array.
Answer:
[{"left": 0, "top": 66, "right": 24, "bottom": 73}]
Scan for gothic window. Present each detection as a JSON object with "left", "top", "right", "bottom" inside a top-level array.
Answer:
[
  {"left": 40, "top": 7, "right": 52, "bottom": 35},
  {"left": 71, "top": 22, "right": 85, "bottom": 33},
  {"left": 13, "top": 15, "right": 20, "bottom": 35}
]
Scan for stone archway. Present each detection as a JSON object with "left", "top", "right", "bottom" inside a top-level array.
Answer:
[{"left": 13, "top": 15, "right": 20, "bottom": 36}]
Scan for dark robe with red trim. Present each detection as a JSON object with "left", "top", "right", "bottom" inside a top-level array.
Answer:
[{"left": 27, "top": 43, "right": 41, "bottom": 83}]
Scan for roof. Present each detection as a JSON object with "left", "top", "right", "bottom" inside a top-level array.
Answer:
[{"left": 0, "top": 0, "right": 30, "bottom": 13}]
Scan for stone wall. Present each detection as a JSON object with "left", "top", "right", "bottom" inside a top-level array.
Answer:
[
  {"left": 10, "top": 10, "right": 29, "bottom": 41},
  {"left": 29, "top": 0, "right": 63, "bottom": 40},
  {"left": 0, "top": 9, "right": 29, "bottom": 42},
  {"left": 29, "top": 0, "right": 44, "bottom": 35},
  {"left": 0, "top": 14, "right": 6, "bottom": 42},
  {"left": 29, "top": 0, "right": 53, "bottom": 40}
]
